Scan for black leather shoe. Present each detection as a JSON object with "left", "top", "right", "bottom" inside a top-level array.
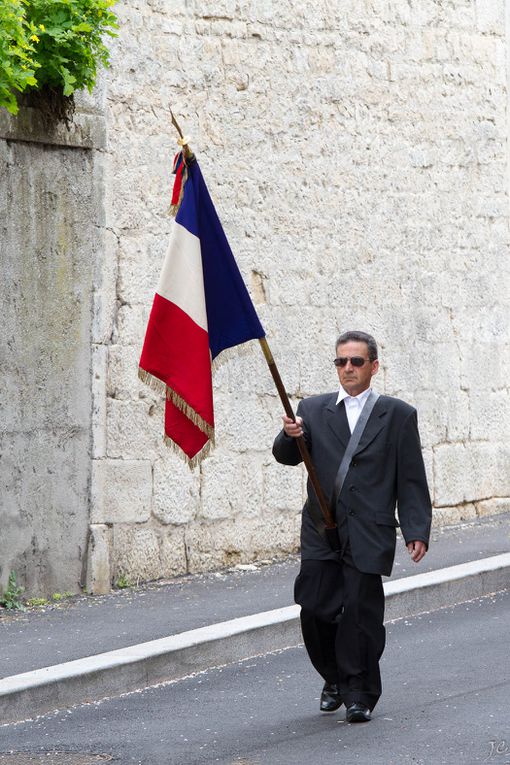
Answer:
[
  {"left": 320, "top": 683, "right": 342, "bottom": 712},
  {"left": 346, "top": 702, "right": 371, "bottom": 722}
]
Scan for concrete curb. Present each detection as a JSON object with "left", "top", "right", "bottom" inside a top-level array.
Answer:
[
  {"left": 384, "top": 552, "right": 510, "bottom": 619},
  {"left": 1, "top": 553, "right": 509, "bottom": 724}
]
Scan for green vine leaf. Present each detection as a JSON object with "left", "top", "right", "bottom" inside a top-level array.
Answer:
[
  {"left": 0, "top": 0, "right": 40, "bottom": 114},
  {"left": 0, "top": 0, "right": 118, "bottom": 116}
]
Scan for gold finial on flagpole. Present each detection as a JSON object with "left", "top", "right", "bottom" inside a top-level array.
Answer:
[{"left": 170, "top": 109, "right": 194, "bottom": 162}]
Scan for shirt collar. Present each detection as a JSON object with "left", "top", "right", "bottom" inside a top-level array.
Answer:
[{"left": 336, "top": 386, "right": 372, "bottom": 406}]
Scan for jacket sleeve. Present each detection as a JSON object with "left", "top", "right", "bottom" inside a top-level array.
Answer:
[
  {"left": 396, "top": 409, "right": 432, "bottom": 547},
  {"left": 272, "top": 400, "right": 309, "bottom": 466}
]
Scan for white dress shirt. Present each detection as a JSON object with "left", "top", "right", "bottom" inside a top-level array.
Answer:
[{"left": 336, "top": 386, "right": 372, "bottom": 434}]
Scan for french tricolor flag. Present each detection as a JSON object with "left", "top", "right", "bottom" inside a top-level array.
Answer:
[{"left": 139, "top": 153, "right": 265, "bottom": 466}]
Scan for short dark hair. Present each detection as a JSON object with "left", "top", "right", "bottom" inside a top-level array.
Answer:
[{"left": 335, "top": 331, "right": 378, "bottom": 361}]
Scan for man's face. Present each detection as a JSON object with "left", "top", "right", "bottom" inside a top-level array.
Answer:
[{"left": 335, "top": 340, "right": 379, "bottom": 397}]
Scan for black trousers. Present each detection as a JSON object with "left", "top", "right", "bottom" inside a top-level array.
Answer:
[{"left": 294, "top": 548, "right": 385, "bottom": 711}]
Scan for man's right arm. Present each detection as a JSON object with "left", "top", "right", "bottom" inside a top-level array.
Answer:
[{"left": 272, "top": 403, "right": 307, "bottom": 466}]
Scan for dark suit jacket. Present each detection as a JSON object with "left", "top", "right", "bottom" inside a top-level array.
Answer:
[{"left": 272, "top": 392, "right": 432, "bottom": 576}]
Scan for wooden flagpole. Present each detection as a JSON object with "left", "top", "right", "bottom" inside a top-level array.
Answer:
[
  {"left": 169, "top": 113, "right": 339, "bottom": 550},
  {"left": 259, "top": 338, "right": 339, "bottom": 550}
]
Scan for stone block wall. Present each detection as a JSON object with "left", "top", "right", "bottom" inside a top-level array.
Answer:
[
  {"left": 2, "top": 0, "right": 509, "bottom": 596},
  {"left": 0, "top": 99, "right": 106, "bottom": 595},
  {"left": 89, "top": 0, "right": 510, "bottom": 590}
]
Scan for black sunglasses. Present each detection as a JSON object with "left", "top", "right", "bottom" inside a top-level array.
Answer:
[{"left": 333, "top": 356, "right": 370, "bottom": 368}]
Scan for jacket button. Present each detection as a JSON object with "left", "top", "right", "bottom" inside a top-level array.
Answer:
[
  {"left": 349, "top": 485, "right": 357, "bottom": 492},
  {"left": 348, "top": 509, "right": 355, "bottom": 516},
  {"left": 351, "top": 460, "right": 357, "bottom": 467}
]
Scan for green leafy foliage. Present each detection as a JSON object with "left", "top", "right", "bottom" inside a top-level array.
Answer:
[
  {"left": 26, "top": 597, "right": 49, "bottom": 607},
  {"left": 0, "top": 0, "right": 117, "bottom": 115},
  {"left": 0, "top": 571, "right": 26, "bottom": 611},
  {"left": 0, "top": 0, "right": 39, "bottom": 114},
  {"left": 25, "top": 0, "right": 118, "bottom": 96},
  {"left": 115, "top": 575, "right": 131, "bottom": 589}
]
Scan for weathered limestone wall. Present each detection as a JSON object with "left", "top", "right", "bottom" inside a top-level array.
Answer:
[
  {"left": 89, "top": 0, "right": 510, "bottom": 589},
  {"left": 3, "top": 1, "right": 508, "bottom": 595},
  {"left": 0, "top": 100, "right": 106, "bottom": 595}
]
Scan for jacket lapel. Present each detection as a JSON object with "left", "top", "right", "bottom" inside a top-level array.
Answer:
[
  {"left": 353, "top": 397, "right": 388, "bottom": 456},
  {"left": 324, "top": 395, "right": 351, "bottom": 449}
]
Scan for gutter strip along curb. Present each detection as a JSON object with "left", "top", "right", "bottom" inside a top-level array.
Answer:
[{"left": 1, "top": 552, "right": 509, "bottom": 723}]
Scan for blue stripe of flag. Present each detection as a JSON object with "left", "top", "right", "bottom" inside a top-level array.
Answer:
[{"left": 176, "top": 160, "right": 265, "bottom": 360}]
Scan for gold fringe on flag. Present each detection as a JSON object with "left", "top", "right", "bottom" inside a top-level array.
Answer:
[
  {"left": 138, "top": 367, "right": 167, "bottom": 397},
  {"left": 211, "top": 341, "right": 257, "bottom": 374},
  {"left": 165, "top": 386, "right": 215, "bottom": 440},
  {"left": 163, "top": 433, "right": 214, "bottom": 469},
  {"left": 138, "top": 367, "right": 215, "bottom": 464}
]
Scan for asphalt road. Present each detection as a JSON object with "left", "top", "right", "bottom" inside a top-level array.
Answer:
[{"left": 1, "top": 590, "right": 509, "bottom": 765}]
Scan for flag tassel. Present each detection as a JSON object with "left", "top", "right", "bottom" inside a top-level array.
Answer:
[{"left": 168, "top": 110, "right": 194, "bottom": 217}]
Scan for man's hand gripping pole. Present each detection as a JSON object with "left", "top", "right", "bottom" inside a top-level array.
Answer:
[{"left": 259, "top": 338, "right": 340, "bottom": 553}]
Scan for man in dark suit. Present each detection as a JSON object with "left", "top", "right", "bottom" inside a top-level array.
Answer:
[{"left": 272, "top": 330, "right": 432, "bottom": 723}]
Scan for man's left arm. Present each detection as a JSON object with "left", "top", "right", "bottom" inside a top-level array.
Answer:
[{"left": 396, "top": 409, "right": 432, "bottom": 562}]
